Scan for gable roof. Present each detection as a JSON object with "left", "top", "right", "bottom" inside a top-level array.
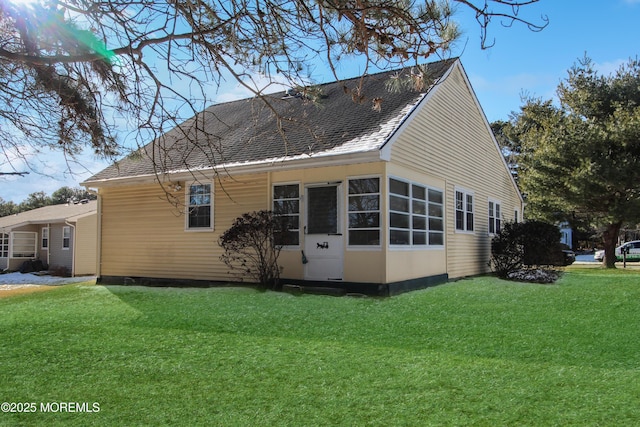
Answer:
[
  {"left": 84, "top": 58, "right": 458, "bottom": 185},
  {"left": 0, "top": 200, "right": 97, "bottom": 231}
]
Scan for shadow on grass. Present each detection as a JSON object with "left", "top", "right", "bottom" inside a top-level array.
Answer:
[{"left": 103, "top": 272, "right": 640, "bottom": 371}]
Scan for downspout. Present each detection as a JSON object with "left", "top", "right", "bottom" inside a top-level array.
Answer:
[
  {"left": 83, "top": 188, "right": 101, "bottom": 279},
  {"left": 65, "top": 220, "right": 76, "bottom": 277},
  {"left": 46, "top": 223, "right": 51, "bottom": 268},
  {"left": 96, "top": 193, "right": 102, "bottom": 280}
]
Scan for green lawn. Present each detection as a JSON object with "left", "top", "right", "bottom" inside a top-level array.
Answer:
[{"left": 1, "top": 268, "right": 640, "bottom": 426}]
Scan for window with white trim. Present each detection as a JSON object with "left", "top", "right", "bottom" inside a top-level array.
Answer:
[
  {"left": 0, "top": 233, "right": 8, "bottom": 258},
  {"left": 42, "top": 227, "right": 49, "bottom": 249},
  {"left": 62, "top": 226, "right": 71, "bottom": 249},
  {"left": 11, "top": 231, "right": 37, "bottom": 258},
  {"left": 455, "top": 189, "right": 474, "bottom": 232},
  {"left": 187, "top": 183, "right": 213, "bottom": 230},
  {"left": 488, "top": 200, "right": 502, "bottom": 235},
  {"left": 347, "top": 177, "right": 380, "bottom": 246},
  {"left": 427, "top": 188, "right": 445, "bottom": 245},
  {"left": 273, "top": 184, "right": 300, "bottom": 246},
  {"left": 389, "top": 178, "right": 444, "bottom": 247}
]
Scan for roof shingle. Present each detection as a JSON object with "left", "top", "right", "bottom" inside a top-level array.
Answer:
[{"left": 86, "top": 58, "right": 457, "bottom": 183}]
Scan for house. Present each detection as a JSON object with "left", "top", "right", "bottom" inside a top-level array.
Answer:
[
  {"left": 559, "top": 222, "right": 573, "bottom": 249},
  {"left": 0, "top": 200, "right": 97, "bottom": 276},
  {"left": 82, "top": 58, "right": 524, "bottom": 295}
]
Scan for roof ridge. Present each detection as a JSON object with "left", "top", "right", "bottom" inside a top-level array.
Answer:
[{"left": 205, "top": 57, "right": 459, "bottom": 108}]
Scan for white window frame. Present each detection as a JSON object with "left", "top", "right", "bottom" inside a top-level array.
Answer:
[
  {"left": 62, "top": 226, "right": 71, "bottom": 250},
  {"left": 488, "top": 199, "right": 502, "bottom": 235},
  {"left": 0, "top": 233, "right": 9, "bottom": 258},
  {"left": 11, "top": 231, "right": 37, "bottom": 258},
  {"left": 42, "top": 227, "right": 49, "bottom": 250},
  {"left": 389, "top": 177, "right": 444, "bottom": 248},
  {"left": 272, "top": 182, "right": 301, "bottom": 247},
  {"left": 347, "top": 176, "right": 381, "bottom": 248},
  {"left": 185, "top": 182, "right": 214, "bottom": 231},
  {"left": 455, "top": 188, "right": 474, "bottom": 233}
]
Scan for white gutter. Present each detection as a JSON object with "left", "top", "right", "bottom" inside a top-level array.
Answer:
[
  {"left": 82, "top": 150, "right": 384, "bottom": 188},
  {"left": 64, "top": 220, "right": 76, "bottom": 277}
]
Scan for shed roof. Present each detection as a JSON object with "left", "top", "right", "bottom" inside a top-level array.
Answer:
[
  {"left": 85, "top": 58, "right": 457, "bottom": 184},
  {"left": 0, "top": 200, "right": 97, "bottom": 231}
]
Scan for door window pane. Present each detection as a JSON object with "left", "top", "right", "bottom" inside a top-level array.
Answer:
[{"left": 307, "top": 186, "right": 337, "bottom": 234}]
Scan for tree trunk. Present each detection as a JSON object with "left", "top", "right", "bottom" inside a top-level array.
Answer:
[{"left": 602, "top": 222, "right": 622, "bottom": 268}]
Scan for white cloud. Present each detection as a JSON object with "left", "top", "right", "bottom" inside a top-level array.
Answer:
[{"left": 593, "top": 59, "right": 627, "bottom": 76}]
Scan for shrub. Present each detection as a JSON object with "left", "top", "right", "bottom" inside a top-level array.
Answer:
[
  {"left": 490, "top": 221, "right": 525, "bottom": 278},
  {"left": 491, "top": 220, "right": 564, "bottom": 280},
  {"left": 219, "top": 210, "right": 285, "bottom": 290},
  {"left": 520, "top": 221, "right": 563, "bottom": 267}
]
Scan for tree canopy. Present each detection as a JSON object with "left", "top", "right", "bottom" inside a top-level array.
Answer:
[
  {"left": 0, "top": 0, "right": 546, "bottom": 176},
  {"left": 508, "top": 56, "right": 640, "bottom": 267}
]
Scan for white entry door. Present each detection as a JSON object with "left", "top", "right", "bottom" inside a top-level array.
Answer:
[{"left": 304, "top": 184, "right": 344, "bottom": 281}]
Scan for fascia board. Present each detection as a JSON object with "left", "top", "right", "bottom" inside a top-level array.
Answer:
[{"left": 82, "top": 150, "right": 382, "bottom": 188}]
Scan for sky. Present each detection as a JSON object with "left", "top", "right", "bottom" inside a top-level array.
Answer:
[{"left": 2, "top": 0, "right": 640, "bottom": 203}]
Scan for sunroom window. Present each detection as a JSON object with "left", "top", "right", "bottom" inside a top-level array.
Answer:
[
  {"left": 347, "top": 177, "right": 380, "bottom": 246},
  {"left": 273, "top": 184, "right": 300, "bottom": 246},
  {"left": 389, "top": 178, "right": 444, "bottom": 247}
]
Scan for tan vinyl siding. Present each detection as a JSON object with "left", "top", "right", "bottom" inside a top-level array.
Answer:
[
  {"left": 100, "top": 174, "right": 268, "bottom": 282},
  {"left": 74, "top": 214, "right": 97, "bottom": 275},
  {"left": 390, "top": 65, "right": 522, "bottom": 279}
]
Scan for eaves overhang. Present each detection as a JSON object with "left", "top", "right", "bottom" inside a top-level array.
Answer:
[{"left": 81, "top": 149, "right": 386, "bottom": 188}]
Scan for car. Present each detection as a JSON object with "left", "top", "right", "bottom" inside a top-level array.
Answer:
[
  {"left": 558, "top": 244, "right": 576, "bottom": 266},
  {"left": 594, "top": 249, "right": 604, "bottom": 261},
  {"left": 594, "top": 240, "right": 640, "bottom": 262}
]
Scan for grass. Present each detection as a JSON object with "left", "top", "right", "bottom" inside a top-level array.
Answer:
[{"left": 1, "top": 268, "right": 640, "bottom": 426}]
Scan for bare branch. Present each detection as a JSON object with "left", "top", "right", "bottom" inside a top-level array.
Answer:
[{"left": 0, "top": 0, "right": 547, "bottom": 183}]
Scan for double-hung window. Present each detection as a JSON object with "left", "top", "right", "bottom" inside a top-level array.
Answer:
[
  {"left": 488, "top": 200, "right": 502, "bottom": 234},
  {"left": 389, "top": 178, "right": 444, "bottom": 247},
  {"left": 42, "top": 227, "right": 49, "bottom": 249},
  {"left": 187, "top": 183, "right": 213, "bottom": 230},
  {"left": 273, "top": 184, "right": 300, "bottom": 246},
  {"left": 62, "top": 226, "right": 71, "bottom": 249},
  {"left": 347, "top": 177, "right": 380, "bottom": 246},
  {"left": 455, "top": 189, "right": 474, "bottom": 232}
]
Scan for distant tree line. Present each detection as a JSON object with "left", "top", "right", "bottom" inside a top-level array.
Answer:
[{"left": 0, "top": 187, "right": 96, "bottom": 217}]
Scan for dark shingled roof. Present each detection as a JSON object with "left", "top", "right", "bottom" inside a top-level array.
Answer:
[{"left": 86, "top": 58, "right": 457, "bottom": 183}]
